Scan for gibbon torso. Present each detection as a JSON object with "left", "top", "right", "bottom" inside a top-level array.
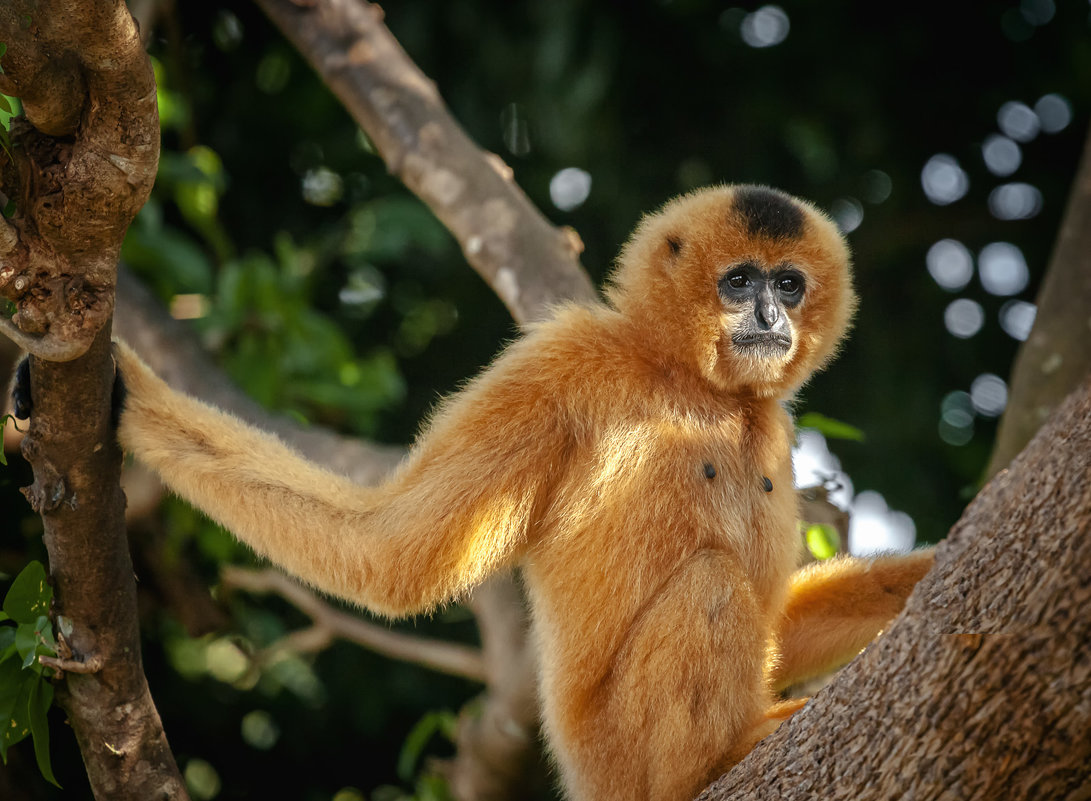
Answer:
[{"left": 515, "top": 306, "right": 800, "bottom": 801}]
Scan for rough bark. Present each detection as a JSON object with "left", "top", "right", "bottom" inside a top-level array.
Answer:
[
  {"left": 0, "top": 1, "right": 185, "bottom": 798},
  {"left": 700, "top": 373, "right": 1091, "bottom": 801},
  {"left": 986, "top": 125, "right": 1091, "bottom": 478},
  {"left": 23, "top": 328, "right": 187, "bottom": 799},
  {"left": 0, "top": 0, "right": 158, "bottom": 360},
  {"left": 252, "top": 0, "right": 596, "bottom": 324}
]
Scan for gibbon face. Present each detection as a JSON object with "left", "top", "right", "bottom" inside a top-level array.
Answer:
[{"left": 608, "top": 184, "right": 855, "bottom": 398}]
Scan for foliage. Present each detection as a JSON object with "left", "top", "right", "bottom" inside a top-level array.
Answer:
[
  {"left": 803, "top": 523, "right": 841, "bottom": 561},
  {"left": 0, "top": 413, "right": 12, "bottom": 466},
  {"left": 795, "top": 412, "right": 865, "bottom": 443},
  {"left": 0, "top": 560, "right": 59, "bottom": 787}
]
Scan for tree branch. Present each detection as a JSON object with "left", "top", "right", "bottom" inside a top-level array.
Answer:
[
  {"left": 252, "top": 0, "right": 596, "bottom": 324},
  {"left": 0, "top": 1, "right": 185, "bottom": 797},
  {"left": 987, "top": 124, "right": 1091, "bottom": 478},
  {"left": 221, "top": 566, "right": 487, "bottom": 683}
]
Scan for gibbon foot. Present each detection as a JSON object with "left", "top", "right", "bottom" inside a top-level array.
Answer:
[{"left": 10, "top": 350, "right": 127, "bottom": 428}]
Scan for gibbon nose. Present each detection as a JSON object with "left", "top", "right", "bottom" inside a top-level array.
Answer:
[{"left": 755, "top": 289, "right": 780, "bottom": 330}]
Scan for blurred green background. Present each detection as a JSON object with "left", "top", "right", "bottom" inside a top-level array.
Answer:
[{"left": 1, "top": 1, "right": 1088, "bottom": 798}]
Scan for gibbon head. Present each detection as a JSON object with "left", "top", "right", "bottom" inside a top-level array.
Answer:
[{"left": 608, "top": 185, "right": 856, "bottom": 398}]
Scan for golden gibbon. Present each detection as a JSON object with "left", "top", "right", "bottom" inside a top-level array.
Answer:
[{"left": 14, "top": 185, "right": 933, "bottom": 801}]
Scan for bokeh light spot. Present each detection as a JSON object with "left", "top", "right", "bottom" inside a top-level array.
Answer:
[
  {"left": 302, "top": 167, "right": 344, "bottom": 207},
  {"left": 926, "top": 239, "right": 973, "bottom": 291},
  {"left": 1035, "top": 93, "right": 1072, "bottom": 133},
  {"left": 988, "top": 182, "right": 1042, "bottom": 220},
  {"left": 970, "top": 373, "right": 1008, "bottom": 418},
  {"left": 978, "top": 242, "right": 1029, "bottom": 295},
  {"left": 999, "top": 299, "right": 1037, "bottom": 340},
  {"left": 830, "top": 197, "right": 864, "bottom": 233},
  {"left": 740, "top": 6, "right": 790, "bottom": 48},
  {"left": 939, "top": 391, "right": 975, "bottom": 446},
  {"left": 944, "top": 298, "right": 985, "bottom": 338},
  {"left": 921, "top": 154, "right": 969, "bottom": 205},
  {"left": 997, "top": 101, "right": 1040, "bottom": 142},
  {"left": 849, "top": 491, "right": 916, "bottom": 555},
  {"left": 550, "top": 167, "right": 592, "bottom": 212},
  {"left": 1020, "top": 0, "right": 1056, "bottom": 26},
  {"left": 981, "top": 134, "right": 1022, "bottom": 176},
  {"left": 861, "top": 169, "right": 893, "bottom": 204}
]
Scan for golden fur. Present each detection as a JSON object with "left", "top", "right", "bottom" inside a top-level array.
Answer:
[{"left": 114, "top": 185, "right": 932, "bottom": 801}]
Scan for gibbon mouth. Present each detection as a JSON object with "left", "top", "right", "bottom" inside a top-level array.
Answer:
[{"left": 732, "top": 333, "right": 791, "bottom": 351}]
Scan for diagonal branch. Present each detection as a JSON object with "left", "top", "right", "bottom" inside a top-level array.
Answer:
[
  {"left": 252, "top": 0, "right": 596, "bottom": 324},
  {"left": 986, "top": 124, "right": 1091, "bottom": 478}
]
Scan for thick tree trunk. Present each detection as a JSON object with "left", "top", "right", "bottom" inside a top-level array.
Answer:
[{"left": 700, "top": 372, "right": 1091, "bottom": 800}]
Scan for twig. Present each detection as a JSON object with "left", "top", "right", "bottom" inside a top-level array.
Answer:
[
  {"left": 222, "top": 566, "right": 487, "bottom": 683},
  {"left": 39, "top": 654, "right": 105, "bottom": 675}
]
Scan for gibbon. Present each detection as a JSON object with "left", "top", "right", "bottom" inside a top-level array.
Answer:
[{"left": 13, "top": 185, "right": 933, "bottom": 801}]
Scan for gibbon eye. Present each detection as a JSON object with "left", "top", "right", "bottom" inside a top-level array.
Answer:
[
  {"left": 776, "top": 273, "right": 804, "bottom": 297},
  {"left": 726, "top": 272, "right": 749, "bottom": 289}
]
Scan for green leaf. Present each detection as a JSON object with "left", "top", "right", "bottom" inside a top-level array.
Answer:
[
  {"left": 33, "top": 615, "right": 56, "bottom": 656},
  {"left": 796, "top": 412, "right": 865, "bottom": 442},
  {"left": 0, "top": 626, "right": 14, "bottom": 661},
  {"left": 3, "top": 562, "right": 52, "bottom": 625},
  {"left": 0, "top": 413, "right": 9, "bottom": 466},
  {"left": 397, "top": 711, "right": 456, "bottom": 783},
  {"left": 804, "top": 523, "right": 841, "bottom": 561},
  {"left": 0, "top": 663, "right": 31, "bottom": 761},
  {"left": 0, "top": 657, "right": 22, "bottom": 753},
  {"left": 16, "top": 624, "right": 37, "bottom": 667},
  {"left": 28, "top": 675, "right": 58, "bottom": 786}
]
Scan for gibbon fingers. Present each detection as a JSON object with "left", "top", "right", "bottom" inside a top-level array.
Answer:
[{"left": 14, "top": 184, "right": 933, "bottom": 801}]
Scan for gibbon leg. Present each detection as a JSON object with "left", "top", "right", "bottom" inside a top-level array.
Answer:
[
  {"left": 768, "top": 549, "right": 935, "bottom": 691},
  {"left": 556, "top": 550, "right": 776, "bottom": 801},
  {"left": 718, "top": 696, "right": 809, "bottom": 767}
]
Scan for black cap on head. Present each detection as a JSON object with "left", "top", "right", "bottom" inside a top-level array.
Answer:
[{"left": 733, "top": 186, "right": 805, "bottom": 241}]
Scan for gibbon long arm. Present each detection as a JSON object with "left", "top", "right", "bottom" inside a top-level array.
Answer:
[
  {"left": 770, "top": 549, "right": 935, "bottom": 691},
  {"left": 114, "top": 341, "right": 560, "bottom": 617}
]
